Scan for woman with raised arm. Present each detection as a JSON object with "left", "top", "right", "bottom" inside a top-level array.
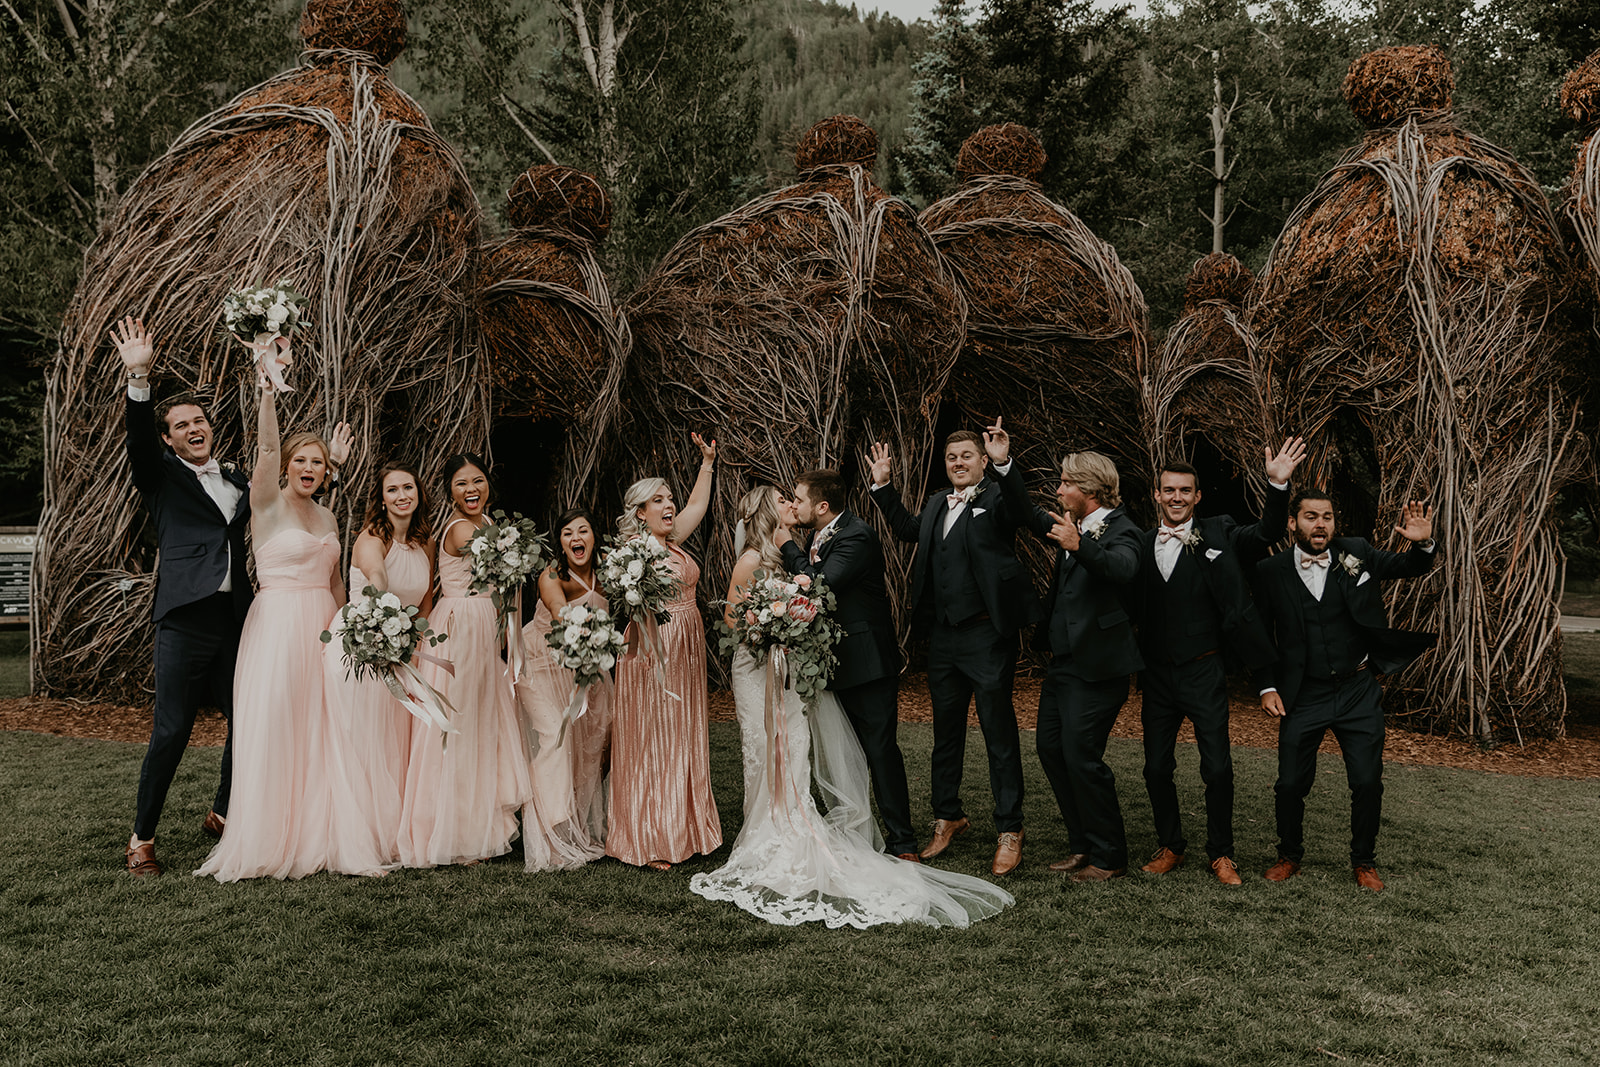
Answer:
[
  {"left": 197, "top": 375, "right": 384, "bottom": 881},
  {"left": 322, "top": 462, "right": 436, "bottom": 865},
  {"left": 398, "top": 454, "right": 532, "bottom": 868},
  {"left": 605, "top": 433, "right": 722, "bottom": 871},
  {"left": 516, "top": 508, "right": 610, "bottom": 871}
]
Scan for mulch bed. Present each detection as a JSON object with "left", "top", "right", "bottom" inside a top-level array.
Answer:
[{"left": 7, "top": 675, "right": 1597, "bottom": 780}]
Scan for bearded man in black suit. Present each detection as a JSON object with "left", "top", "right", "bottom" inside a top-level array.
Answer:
[
  {"left": 776, "top": 468, "right": 919, "bottom": 860},
  {"left": 867, "top": 419, "right": 1035, "bottom": 875},
  {"left": 1254, "top": 491, "right": 1438, "bottom": 892}
]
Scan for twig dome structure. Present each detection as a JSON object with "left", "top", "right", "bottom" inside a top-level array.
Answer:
[
  {"left": 620, "top": 115, "right": 965, "bottom": 632},
  {"left": 1255, "top": 45, "right": 1588, "bottom": 740},
  {"left": 478, "top": 164, "right": 630, "bottom": 510},
  {"left": 35, "top": 0, "right": 488, "bottom": 701}
]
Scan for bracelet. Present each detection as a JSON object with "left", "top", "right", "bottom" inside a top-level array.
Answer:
[{"left": 127, "top": 370, "right": 148, "bottom": 381}]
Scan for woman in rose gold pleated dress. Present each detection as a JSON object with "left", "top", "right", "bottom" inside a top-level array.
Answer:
[{"left": 605, "top": 433, "right": 721, "bottom": 871}]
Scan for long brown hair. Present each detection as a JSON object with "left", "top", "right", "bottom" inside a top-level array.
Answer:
[{"left": 363, "top": 461, "right": 434, "bottom": 548}]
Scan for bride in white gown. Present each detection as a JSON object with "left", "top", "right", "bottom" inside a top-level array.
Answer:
[{"left": 690, "top": 487, "right": 1013, "bottom": 929}]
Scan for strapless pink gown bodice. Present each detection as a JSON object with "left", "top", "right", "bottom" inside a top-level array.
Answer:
[{"left": 255, "top": 528, "right": 340, "bottom": 591}]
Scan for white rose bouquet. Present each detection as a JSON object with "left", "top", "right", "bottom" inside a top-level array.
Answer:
[
  {"left": 717, "top": 570, "right": 841, "bottom": 709},
  {"left": 467, "top": 510, "right": 550, "bottom": 619},
  {"left": 599, "top": 534, "right": 682, "bottom": 626},
  {"left": 322, "top": 585, "right": 455, "bottom": 734},
  {"left": 221, "top": 279, "right": 305, "bottom": 392},
  {"left": 545, "top": 601, "right": 628, "bottom": 746}
]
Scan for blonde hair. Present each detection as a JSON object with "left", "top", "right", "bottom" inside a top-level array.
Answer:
[
  {"left": 280, "top": 431, "right": 330, "bottom": 489},
  {"left": 1060, "top": 451, "right": 1121, "bottom": 508},
  {"left": 736, "top": 486, "right": 786, "bottom": 576},
  {"left": 620, "top": 476, "right": 669, "bottom": 540}
]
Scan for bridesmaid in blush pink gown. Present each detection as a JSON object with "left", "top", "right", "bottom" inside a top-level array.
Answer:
[
  {"left": 516, "top": 508, "right": 610, "bottom": 871},
  {"left": 322, "top": 462, "right": 435, "bottom": 866},
  {"left": 606, "top": 433, "right": 723, "bottom": 870},
  {"left": 398, "top": 454, "right": 532, "bottom": 868}
]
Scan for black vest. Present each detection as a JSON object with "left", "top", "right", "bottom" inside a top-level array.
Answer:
[
  {"left": 1298, "top": 572, "right": 1365, "bottom": 678},
  {"left": 929, "top": 513, "right": 986, "bottom": 626},
  {"left": 1147, "top": 549, "right": 1222, "bottom": 664}
]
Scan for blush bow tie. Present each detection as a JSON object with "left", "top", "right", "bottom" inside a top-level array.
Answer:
[
  {"left": 946, "top": 487, "right": 977, "bottom": 509},
  {"left": 1157, "top": 527, "right": 1190, "bottom": 543},
  {"left": 192, "top": 459, "right": 222, "bottom": 477},
  {"left": 1300, "top": 552, "right": 1330, "bottom": 569}
]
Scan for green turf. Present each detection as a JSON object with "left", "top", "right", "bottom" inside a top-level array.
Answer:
[{"left": 3, "top": 722, "right": 1598, "bottom": 1065}]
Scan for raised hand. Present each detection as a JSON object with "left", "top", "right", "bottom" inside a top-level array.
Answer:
[
  {"left": 867, "top": 442, "right": 893, "bottom": 487},
  {"left": 1264, "top": 435, "right": 1307, "bottom": 485},
  {"left": 692, "top": 431, "right": 717, "bottom": 466},
  {"left": 982, "top": 417, "right": 1010, "bottom": 465},
  {"left": 1393, "top": 500, "right": 1433, "bottom": 543},
  {"left": 328, "top": 422, "right": 355, "bottom": 469},
  {"left": 110, "top": 316, "right": 153, "bottom": 376},
  {"left": 1046, "top": 510, "right": 1080, "bottom": 552}
]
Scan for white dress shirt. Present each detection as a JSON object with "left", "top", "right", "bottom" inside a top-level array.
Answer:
[
  {"left": 1154, "top": 519, "right": 1192, "bottom": 582},
  {"left": 130, "top": 379, "right": 239, "bottom": 593},
  {"left": 1294, "top": 544, "right": 1331, "bottom": 600}
]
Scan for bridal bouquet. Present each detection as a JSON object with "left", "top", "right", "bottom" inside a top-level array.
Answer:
[
  {"left": 599, "top": 534, "right": 681, "bottom": 625},
  {"left": 545, "top": 602, "right": 627, "bottom": 746},
  {"left": 467, "top": 511, "right": 550, "bottom": 619},
  {"left": 720, "top": 570, "right": 842, "bottom": 706},
  {"left": 221, "top": 279, "right": 305, "bottom": 392},
  {"left": 322, "top": 586, "right": 455, "bottom": 734}
]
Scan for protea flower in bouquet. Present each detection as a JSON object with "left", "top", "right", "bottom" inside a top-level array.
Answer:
[
  {"left": 322, "top": 585, "right": 454, "bottom": 734},
  {"left": 545, "top": 601, "right": 628, "bottom": 745},
  {"left": 719, "top": 570, "right": 842, "bottom": 708},
  {"left": 220, "top": 279, "right": 305, "bottom": 391}
]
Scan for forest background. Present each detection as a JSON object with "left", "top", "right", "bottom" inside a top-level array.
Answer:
[{"left": 3, "top": 0, "right": 1596, "bottom": 561}]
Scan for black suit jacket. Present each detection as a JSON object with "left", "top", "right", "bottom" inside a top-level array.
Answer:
[
  {"left": 780, "top": 509, "right": 902, "bottom": 690},
  {"left": 126, "top": 394, "right": 253, "bottom": 623},
  {"left": 1135, "top": 487, "right": 1287, "bottom": 670},
  {"left": 1252, "top": 536, "right": 1439, "bottom": 709},
  {"left": 869, "top": 461, "right": 1037, "bottom": 637}
]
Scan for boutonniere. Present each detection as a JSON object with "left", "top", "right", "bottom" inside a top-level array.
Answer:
[
  {"left": 951, "top": 483, "right": 985, "bottom": 506},
  {"left": 1180, "top": 529, "right": 1204, "bottom": 551},
  {"left": 219, "top": 461, "right": 239, "bottom": 477},
  {"left": 1082, "top": 518, "right": 1108, "bottom": 540},
  {"left": 1339, "top": 552, "right": 1363, "bottom": 577}
]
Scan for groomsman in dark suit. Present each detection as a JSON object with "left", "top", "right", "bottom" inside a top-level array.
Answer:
[
  {"left": 1133, "top": 439, "right": 1304, "bottom": 886},
  {"left": 1254, "top": 492, "right": 1438, "bottom": 891},
  {"left": 777, "top": 468, "right": 920, "bottom": 859},
  {"left": 1003, "top": 448, "right": 1142, "bottom": 882},
  {"left": 867, "top": 419, "right": 1035, "bottom": 875}
]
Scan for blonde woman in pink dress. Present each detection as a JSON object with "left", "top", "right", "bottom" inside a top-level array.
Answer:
[
  {"left": 398, "top": 453, "right": 532, "bottom": 867},
  {"left": 606, "top": 433, "right": 722, "bottom": 871},
  {"left": 197, "top": 377, "right": 386, "bottom": 881},
  {"left": 322, "top": 462, "right": 436, "bottom": 866},
  {"left": 516, "top": 508, "right": 610, "bottom": 871}
]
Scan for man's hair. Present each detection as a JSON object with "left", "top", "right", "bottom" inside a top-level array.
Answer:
[
  {"left": 1290, "top": 488, "right": 1336, "bottom": 514},
  {"left": 155, "top": 393, "right": 209, "bottom": 435},
  {"left": 796, "top": 468, "right": 847, "bottom": 512},
  {"left": 945, "top": 430, "right": 984, "bottom": 450},
  {"left": 1060, "top": 451, "right": 1121, "bottom": 508},
  {"left": 1157, "top": 460, "right": 1200, "bottom": 487}
]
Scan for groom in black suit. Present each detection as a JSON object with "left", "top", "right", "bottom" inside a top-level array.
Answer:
[
  {"left": 867, "top": 419, "right": 1034, "bottom": 875},
  {"left": 777, "top": 468, "right": 919, "bottom": 859},
  {"left": 115, "top": 317, "right": 253, "bottom": 878},
  {"left": 1254, "top": 492, "right": 1438, "bottom": 891},
  {"left": 1003, "top": 448, "right": 1142, "bottom": 882}
]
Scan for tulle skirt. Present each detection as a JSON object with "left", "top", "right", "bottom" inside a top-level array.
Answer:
[{"left": 516, "top": 623, "right": 609, "bottom": 871}]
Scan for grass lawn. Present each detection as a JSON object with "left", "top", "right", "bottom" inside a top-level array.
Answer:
[{"left": 3, "top": 723, "right": 1598, "bottom": 1065}]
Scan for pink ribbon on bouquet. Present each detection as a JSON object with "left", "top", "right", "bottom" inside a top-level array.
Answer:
[
  {"left": 505, "top": 587, "right": 527, "bottom": 689},
  {"left": 633, "top": 612, "right": 681, "bottom": 702},
  {"left": 379, "top": 662, "right": 458, "bottom": 738},
  {"left": 555, "top": 672, "right": 613, "bottom": 750},
  {"left": 241, "top": 334, "right": 294, "bottom": 393}
]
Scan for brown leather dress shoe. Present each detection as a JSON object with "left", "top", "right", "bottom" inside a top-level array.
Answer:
[
  {"left": 1263, "top": 857, "right": 1301, "bottom": 882},
  {"left": 1140, "top": 847, "right": 1185, "bottom": 874},
  {"left": 202, "top": 810, "right": 226, "bottom": 839},
  {"left": 1048, "top": 853, "right": 1090, "bottom": 873},
  {"left": 125, "top": 841, "right": 162, "bottom": 878},
  {"left": 991, "top": 830, "right": 1023, "bottom": 876},
  {"left": 1353, "top": 864, "right": 1385, "bottom": 891},
  {"left": 896, "top": 852, "right": 923, "bottom": 864},
  {"left": 919, "top": 816, "right": 970, "bottom": 860},
  {"left": 1211, "top": 856, "right": 1243, "bottom": 886},
  {"left": 1069, "top": 864, "right": 1127, "bottom": 883}
]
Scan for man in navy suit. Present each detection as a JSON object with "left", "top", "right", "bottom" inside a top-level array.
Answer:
[
  {"left": 867, "top": 419, "right": 1035, "bottom": 875},
  {"left": 1132, "top": 439, "right": 1303, "bottom": 886},
  {"left": 777, "top": 468, "right": 919, "bottom": 860},
  {"left": 1254, "top": 491, "right": 1438, "bottom": 891},
  {"left": 1003, "top": 448, "right": 1142, "bottom": 882},
  {"left": 115, "top": 317, "right": 255, "bottom": 877}
]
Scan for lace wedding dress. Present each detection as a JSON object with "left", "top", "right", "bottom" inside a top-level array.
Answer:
[{"left": 689, "top": 648, "right": 1013, "bottom": 928}]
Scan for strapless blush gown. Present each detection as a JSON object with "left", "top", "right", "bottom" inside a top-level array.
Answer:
[
  {"left": 197, "top": 528, "right": 388, "bottom": 881},
  {"left": 322, "top": 540, "right": 431, "bottom": 865},
  {"left": 606, "top": 543, "right": 721, "bottom": 866},
  {"left": 516, "top": 584, "right": 610, "bottom": 871},
  {"left": 398, "top": 526, "right": 532, "bottom": 867}
]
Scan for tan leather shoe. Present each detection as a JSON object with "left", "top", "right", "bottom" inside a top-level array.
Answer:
[
  {"left": 125, "top": 841, "right": 162, "bottom": 878},
  {"left": 1140, "top": 847, "right": 1185, "bottom": 874},
  {"left": 991, "top": 831, "right": 1023, "bottom": 876},
  {"left": 919, "top": 816, "right": 970, "bottom": 860},
  {"left": 1069, "top": 864, "right": 1126, "bottom": 883},
  {"left": 896, "top": 852, "right": 923, "bottom": 864},
  {"left": 1263, "top": 857, "right": 1300, "bottom": 882},
  {"left": 202, "top": 810, "right": 226, "bottom": 839},
  {"left": 1353, "top": 864, "right": 1384, "bottom": 891},
  {"left": 1211, "top": 856, "right": 1243, "bottom": 886},
  {"left": 1048, "top": 853, "right": 1090, "bottom": 873}
]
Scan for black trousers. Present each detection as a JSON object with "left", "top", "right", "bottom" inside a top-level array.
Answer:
[
  {"left": 1274, "top": 669, "right": 1385, "bottom": 866},
  {"left": 833, "top": 672, "right": 917, "bottom": 855},
  {"left": 1036, "top": 657, "right": 1129, "bottom": 870},
  {"left": 927, "top": 616, "right": 1024, "bottom": 832},
  {"left": 133, "top": 593, "right": 240, "bottom": 839},
  {"left": 1140, "top": 654, "right": 1234, "bottom": 860}
]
